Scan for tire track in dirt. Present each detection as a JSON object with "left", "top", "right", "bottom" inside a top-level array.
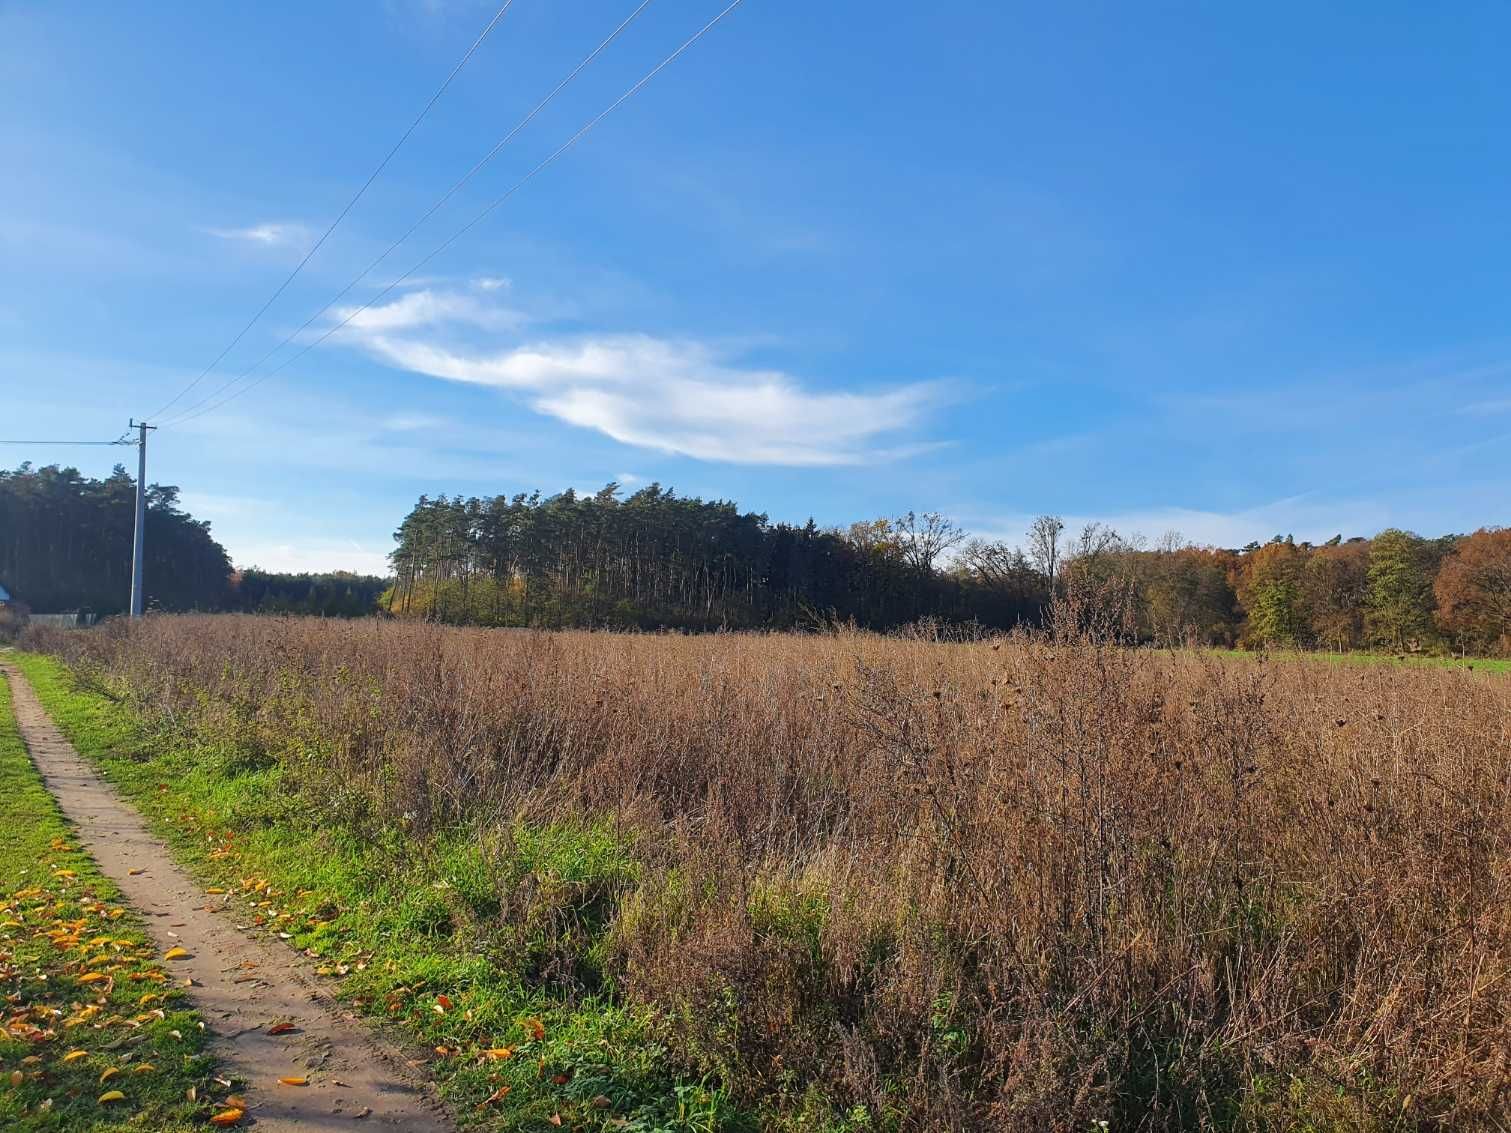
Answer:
[{"left": 1, "top": 662, "right": 455, "bottom": 1131}]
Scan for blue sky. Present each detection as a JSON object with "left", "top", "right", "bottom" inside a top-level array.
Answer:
[{"left": 3, "top": 1, "right": 1509, "bottom": 573}]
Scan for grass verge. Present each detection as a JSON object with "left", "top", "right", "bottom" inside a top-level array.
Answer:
[
  {"left": 1206, "top": 647, "right": 1511, "bottom": 673},
  {"left": 0, "top": 669, "right": 222, "bottom": 1132},
  {"left": 9, "top": 652, "right": 751, "bottom": 1133}
]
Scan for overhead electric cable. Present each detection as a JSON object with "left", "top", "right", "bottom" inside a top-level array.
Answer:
[
  {"left": 162, "top": 0, "right": 744, "bottom": 429},
  {"left": 0, "top": 439, "right": 134, "bottom": 446},
  {"left": 157, "top": 0, "right": 658, "bottom": 428},
  {"left": 146, "top": 0, "right": 518, "bottom": 421}
]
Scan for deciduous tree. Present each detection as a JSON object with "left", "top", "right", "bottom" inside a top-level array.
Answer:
[{"left": 1433, "top": 528, "right": 1511, "bottom": 654}]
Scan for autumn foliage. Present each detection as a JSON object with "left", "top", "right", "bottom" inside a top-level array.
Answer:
[{"left": 1434, "top": 527, "right": 1511, "bottom": 656}]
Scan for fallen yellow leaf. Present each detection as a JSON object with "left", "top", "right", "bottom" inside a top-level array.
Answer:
[
  {"left": 98, "top": 1089, "right": 126, "bottom": 1103},
  {"left": 164, "top": 947, "right": 190, "bottom": 961},
  {"left": 133, "top": 1063, "right": 155, "bottom": 1074},
  {"left": 62, "top": 1049, "right": 89, "bottom": 1063},
  {"left": 100, "top": 1067, "right": 120, "bottom": 1083},
  {"left": 483, "top": 1047, "right": 514, "bottom": 1061}
]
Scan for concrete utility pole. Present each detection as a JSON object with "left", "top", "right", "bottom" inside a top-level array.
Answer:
[{"left": 128, "top": 420, "right": 156, "bottom": 618}]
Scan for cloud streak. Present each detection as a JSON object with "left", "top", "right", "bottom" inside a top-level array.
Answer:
[
  {"left": 332, "top": 289, "right": 949, "bottom": 466},
  {"left": 970, "top": 495, "right": 1398, "bottom": 553},
  {"left": 206, "top": 222, "right": 312, "bottom": 248}
]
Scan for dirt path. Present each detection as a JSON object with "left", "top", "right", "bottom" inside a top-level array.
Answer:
[{"left": 1, "top": 662, "right": 456, "bottom": 1132}]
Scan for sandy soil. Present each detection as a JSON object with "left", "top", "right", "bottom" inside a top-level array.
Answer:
[{"left": 1, "top": 661, "right": 456, "bottom": 1131}]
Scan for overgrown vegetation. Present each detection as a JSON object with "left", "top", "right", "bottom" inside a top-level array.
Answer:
[
  {"left": 0, "top": 668, "right": 221, "bottom": 1131},
  {"left": 18, "top": 615, "right": 1511, "bottom": 1130},
  {"left": 10, "top": 650, "right": 751, "bottom": 1133}
]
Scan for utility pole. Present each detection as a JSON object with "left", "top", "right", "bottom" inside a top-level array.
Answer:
[{"left": 128, "top": 420, "right": 156, "bottom": 618}]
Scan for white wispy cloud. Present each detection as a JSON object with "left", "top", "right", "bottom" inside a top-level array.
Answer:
[
  {"left": 206, "top": 222, "right": 312, "bottom": 248},
  {"left": 338, "top": 290, "right": 527, "bottom": 334},
  {"left": 231, "top": 539, "right": 391, "bottom": 576},
  {"left": 1460, "top": 397, "right": 1511, "bottom": 416},
  {"left": 331, "top": 288, "right": 949, "bottom": 466},
  {"left": 177, "top": 492, "right": 275, "bottom": 520},
  {"left": 971, "top": 495, "right": 1397, "bottom": 552},
  {"left": 380, "top": 412, "right": 449, "bottom": 432}
]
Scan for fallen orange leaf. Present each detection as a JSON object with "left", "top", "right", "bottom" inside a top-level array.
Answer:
[
  {"left": 278, "top": 1076, "right": 308, "bottom": 1087},
  {"left": 267, "top": 1022, "right": 297, "bottom": 1035},
  {"left": 210, "top": 1107, "right": 245, "bottom": 1126},
  {"left": 478, "top": 1085, "right": 511, "bottom": 1107},
  {"left": 521, "top": 1016, "right": 546, "bottom": 1042}
]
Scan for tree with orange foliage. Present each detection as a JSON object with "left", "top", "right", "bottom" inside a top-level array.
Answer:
[{"left": 1434, "top": 528, "right": 1511, "bottom": 655}]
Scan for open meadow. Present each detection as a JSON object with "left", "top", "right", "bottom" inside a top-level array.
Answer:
[{"left": 14, "top": 615, "right": 1511, "bottom": 1131}]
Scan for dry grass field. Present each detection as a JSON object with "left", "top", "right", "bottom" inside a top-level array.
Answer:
[{"left": 22, "top": 614, "right": 1511, "bottom": 1131}]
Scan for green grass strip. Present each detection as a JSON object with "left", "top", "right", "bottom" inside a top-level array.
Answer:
[{"left": 0, "top": 667, "right": 218, "bottom": 1132}]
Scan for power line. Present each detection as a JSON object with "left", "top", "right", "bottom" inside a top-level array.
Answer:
[
  {"left": 158, "top": 0, "right": 659, "bottom": 429},
  {"left": 0, "top": 439, "right": 135, "bottom": 446},
  {"left": 163, "top": 0, "right": 745, "bottom": 429},
  {"left": 146, "top": 0, "right": 518, "bottom": 422}
]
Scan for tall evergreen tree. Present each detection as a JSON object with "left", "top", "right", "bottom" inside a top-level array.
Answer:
[{"left": 0, "top": 463, "right": 231, "bottom": 613}]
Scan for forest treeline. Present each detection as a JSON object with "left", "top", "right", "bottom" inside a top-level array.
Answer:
[
  {"left": 0, "top": 462, "right": 230, "bottom": 613},
  {"left": 390, "top": 485, "right": 1511, "bottom": 655},
  {"left": 0, "top": 464, "right": 385, "bottom": 617},
  {"left": 5, "top": 464, "right": 1508, "bottom": 653},
  {"left": 228, "top": 569, "right": 390, "bottom": 617}
]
